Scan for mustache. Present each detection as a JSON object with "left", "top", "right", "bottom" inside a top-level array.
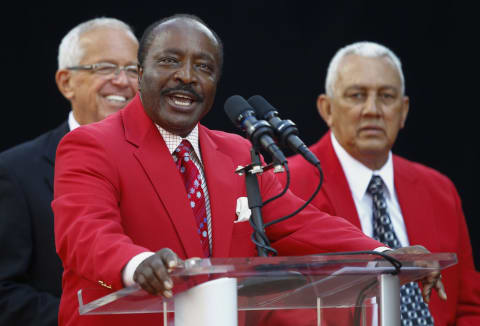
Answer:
[{"left": 161, "top": 83, "right": 204, "bottom": 102}]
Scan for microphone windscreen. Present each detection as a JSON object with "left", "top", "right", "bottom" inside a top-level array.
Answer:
[
  {"left": 224, "top": 95, "right": 252, "bottom": 124},
  {"left": 248, "top": 95, "right": 276, "bottom": 118}
]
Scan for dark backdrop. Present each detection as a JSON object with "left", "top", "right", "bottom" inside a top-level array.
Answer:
[{"left": 3, "top": 1, "right": 477, "bottom": 268}]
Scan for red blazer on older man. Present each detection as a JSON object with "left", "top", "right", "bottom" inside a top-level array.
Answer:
[
  {"left": 284, "top": 131, "right": 480, "bottom": 326},
  {"left": 52, "top": 96, "right": 384, "bottom": 326}
]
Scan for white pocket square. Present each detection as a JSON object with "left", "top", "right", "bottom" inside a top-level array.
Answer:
[{"left": 235, "top": 197, "right": 251, "bottom": 223}]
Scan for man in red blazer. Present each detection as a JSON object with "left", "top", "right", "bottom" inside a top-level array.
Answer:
[
  {"left": 52, "top": 17, "right": 444, "bottom": 326},
  {"left": 285, "top": 41, "right": 480, "bottom": 325}
]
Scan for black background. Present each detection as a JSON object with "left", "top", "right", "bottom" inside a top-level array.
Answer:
[{"left": 3, "top": 1, "right": 477, "bottom": 268}]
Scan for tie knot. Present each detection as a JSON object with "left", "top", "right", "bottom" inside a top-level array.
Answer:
[
  {"left": 367, "top": 175, "right": 385, "bottom": 195},
  {"left": 175, "top": 139, "right": 193, "bottom": 159}
]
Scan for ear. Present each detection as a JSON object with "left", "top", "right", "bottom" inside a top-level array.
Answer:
[
  {"left": 55, "top": 69, "right": 75, "bottom": 100},
  {"left": 399, "top": 96, "right": 409, "bottom": 129},
  {"left": 317, "top": 94, "right": 334, "bottom": 127}
]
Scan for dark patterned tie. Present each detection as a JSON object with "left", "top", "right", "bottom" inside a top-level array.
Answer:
[
  {"left": 174, "top": 140, "right": 210, "bottom": 257},
  {"left": 367, "top": 175, "right": 434, "bottom": 326}
]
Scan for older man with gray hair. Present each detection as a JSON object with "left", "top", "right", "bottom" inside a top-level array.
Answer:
[
  {"left": 284, "top": 41, "right": 480, "bottom": 325},
  {"left": 0, "top": 17, "right": 138, "bottom": 325}
]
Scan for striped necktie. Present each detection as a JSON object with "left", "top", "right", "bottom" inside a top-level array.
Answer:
[{"left": 367, "top": 175, "right": 434, "bottom": 326}]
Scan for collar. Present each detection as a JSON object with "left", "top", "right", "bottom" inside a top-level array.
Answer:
[
  {"left": 155, "top": 124, "right": 203, "bottom": 164},
  {"left": 68, "top": 111, "right": 80, "bottom": 131},
  {"left": 330, "top": 132, "right": 395, "bottom": 201}
]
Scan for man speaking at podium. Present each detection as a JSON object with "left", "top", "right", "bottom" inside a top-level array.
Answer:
[{"left": 52, "top": 15, "right": 444, "bottom": 326}]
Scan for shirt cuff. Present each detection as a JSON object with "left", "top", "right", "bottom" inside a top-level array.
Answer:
[
  {"left": 122, "top": 252, "right": 155, "bottom": 287},
  {"left": 374, "top": 246, "right": 392, "bottom": 253}
]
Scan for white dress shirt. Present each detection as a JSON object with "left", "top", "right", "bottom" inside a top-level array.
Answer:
[
  {"left": 67, "top": 111, "right": 80, "bottom": 131},
  {"left": 122, "top": 124, "right": 212, "bottom": 287},
  {"left": 330, "top": 132, "right": 410, "bottom": 246}
]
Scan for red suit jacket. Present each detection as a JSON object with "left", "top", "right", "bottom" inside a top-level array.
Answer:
[
  {"left": 284, "top": 131, "right": 480, "bottom": 325},
  {"left": 52, "top": 96, "right": 383, "bottom": 326}
]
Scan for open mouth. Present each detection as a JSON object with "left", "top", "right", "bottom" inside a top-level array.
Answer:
[
  {"left": 167, "top": 93, "right": 196, "bottom": 108},
  {"left": 105, "top": 95, "right": 128, "bottom": 103}
]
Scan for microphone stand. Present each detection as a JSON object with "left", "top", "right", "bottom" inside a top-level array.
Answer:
[
  {"left": 235, "top": 149, "right": 310, "bottom": 297},
  {"left": 235, "top": 148, "right": 279, "bottom": 257}
]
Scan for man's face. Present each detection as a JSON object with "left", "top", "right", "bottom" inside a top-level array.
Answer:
[
  {"left": 57, "top": 27, "right": 139, "bottom": 125},
  {"left": 139, "top": 19, "right": 220, "bottom": 137},
  {"left": 318, "top": 55, "right": 409, "bottom": 169}
]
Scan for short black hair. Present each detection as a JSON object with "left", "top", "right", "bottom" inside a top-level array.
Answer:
[{"left": 138, "top": 14, "right": 224, "bottom": 72}]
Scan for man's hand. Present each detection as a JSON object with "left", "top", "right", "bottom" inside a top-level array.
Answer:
[
  {"left": 388, "top": 245, "right": 447, "bottom": 303},
  {"left": 133, "top": 248, "right": 183, "bottom": 298}
]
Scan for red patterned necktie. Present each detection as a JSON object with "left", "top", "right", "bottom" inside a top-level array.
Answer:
[{"left": 174, "top": 140, "right": 210, "bottom": 257}]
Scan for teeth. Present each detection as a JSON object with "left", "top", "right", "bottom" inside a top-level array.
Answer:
[
  {"left": 172, "top": 95, "right": 193, "bottom": 106},
  {"left": 173, "top": 98, "right": 192, "bottom": 106},
  {"left": 106, "top": 95, "right": 127, "bottom": 102},
  {"left": 174, "top": 94, "right": 192, "bottom": 99}
]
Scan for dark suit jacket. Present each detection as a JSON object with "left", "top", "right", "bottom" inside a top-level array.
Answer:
[
  {"left": 52, "top": 95, "right": 384, "bottom": 326},
  {"left": 284, "top": 131, "right": 480, "bottom": 325},
  {"left": 0, "top": 121, "right": 68, "bottom": 326}
]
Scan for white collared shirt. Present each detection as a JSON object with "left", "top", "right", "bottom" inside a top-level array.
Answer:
[
  {"left": 330, "top": 132, "right": 410, "bottom": 247},
  {"left": 67, "top": 111, "right": 80, "bottom": 131}
]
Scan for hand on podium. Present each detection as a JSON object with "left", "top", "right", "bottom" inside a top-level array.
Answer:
[
  {"left": 388, "top": 245, "right": 447, "bottom": 303},
  {"left": 133, "top": 248, "right": 184, "bottom": 298}
]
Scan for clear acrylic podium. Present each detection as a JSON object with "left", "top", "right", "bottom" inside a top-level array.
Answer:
[{"left": 77, "top": 253, "right": 456, "bottom": 326}]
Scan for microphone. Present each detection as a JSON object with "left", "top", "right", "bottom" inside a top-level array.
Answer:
[
  {"left": 248, "top": 95, "right": 320, "bottom": 166},
  {"left": 224, "top": 95, "right": 287, "bottom": 165}
]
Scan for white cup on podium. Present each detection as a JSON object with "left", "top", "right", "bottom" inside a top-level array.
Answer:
[{"left": 174, "top": 277, "right": 238, "bottom": 326}]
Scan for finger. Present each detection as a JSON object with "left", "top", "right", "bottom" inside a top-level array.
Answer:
[
  {"left": 422, "top": 282, "right": 432, "bottom": 303},
  {"left": 158, "top": 248, "right": 183, "bottom": 271},
  {"left": 143, "top": 262, "right": 167, "bottom": 293},
  {"left": 134, "top": 254, "right": 171, "bottom": 295},
  {"left": 421, "top": 270, "right": 441, "bottom": 303},
  {"left": 421, "top": 277, "right": 435, "bottom": 303},
  {"left": 134, "top": 273, "right": 157, "bottom": 295},
  {"left": 150, "top": 257, "right": 173, "bottom": 291},
  {"left": 435, "top": 277, "right": 447, "bottom": 301},
  {"left": 163, "top": 289, "right": 173, "bottom": 298}
]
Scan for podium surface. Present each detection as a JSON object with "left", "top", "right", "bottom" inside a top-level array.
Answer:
[{"left": 77, "top": 253, "right": 456, "bottom": 316}]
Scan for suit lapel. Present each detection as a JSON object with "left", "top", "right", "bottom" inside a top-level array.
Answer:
[
  {"left": 316, "top": 134, "right": 437, "bottom": 248},
  {"left": 314, "top": 133, "right": 362, "bottom": 228},
  {"left": 199, "top": 126, "right": 238, "bottom": 257},
  {"left": 43, "top": 121, "right": 69, "bottom": 191},
  {"left": 123, "top": 95, "right": 204, "bottom": 258},
  {"left": 394, "top": 157, "right": 436, "bottom": 249}
]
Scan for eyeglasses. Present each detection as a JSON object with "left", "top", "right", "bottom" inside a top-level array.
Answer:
[{"left": 67, "top": 62, "right": 139, "bottom": 78}]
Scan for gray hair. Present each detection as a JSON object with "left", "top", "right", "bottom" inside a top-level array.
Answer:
[
  {"left": 325, "top": 41, "right": 405, "bottom": 96},
  {"left": 57, "top": 17, "right": 138, "bottom": 69}
]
